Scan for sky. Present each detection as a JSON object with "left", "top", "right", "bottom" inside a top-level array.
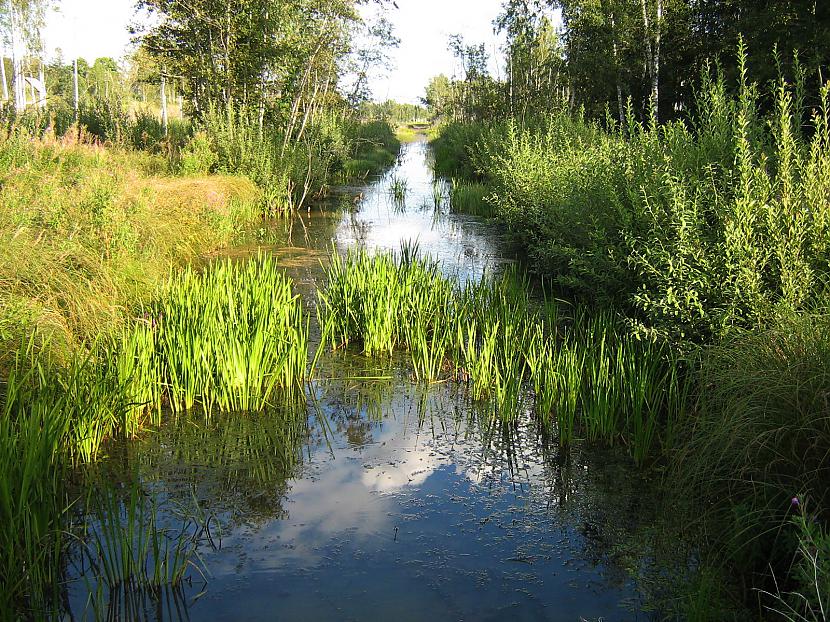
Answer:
[{"left": 41, "top": 0, "right": 509, "bottom": 104}]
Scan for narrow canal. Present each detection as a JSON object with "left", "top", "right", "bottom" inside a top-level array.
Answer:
[{"left": 68, "top": 138, "right": 676, "bottom": 621}]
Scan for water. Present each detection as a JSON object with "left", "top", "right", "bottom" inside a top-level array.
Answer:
[{"left": 67, "top": 139, "right": 674, "bottom": 621}]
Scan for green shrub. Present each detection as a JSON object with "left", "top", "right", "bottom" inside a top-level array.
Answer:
[
  {"left": 455, "top": 56, "right": 830, "bottom": 343},
  {"left": 179, "top": 130, "right": 217, "bottom": 175},
  {"left": 673, "top": 311, "right": 830, "bottom": 605}
]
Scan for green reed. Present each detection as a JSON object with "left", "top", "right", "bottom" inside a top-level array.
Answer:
[
  {"left": 81, "top": 485, "right": 201, "bottom": 592},
  {"left": 148, "top": 254, "right": 309, "bottom": 413},
  {"left": 0, "top": 355, "right": 68, "bottom": 616},
  {"left": 449, "top": 180, "right": 492, "bottom": 217},
  {"left": 318, "top": 246, "right": 453, "bottom": 370},
  {"left": 389, "top": 177, "right": 408, "bottom": 205},
  {"left": 317, "top": 246, "right": 685, "bottom": 462},
  {"left": 432, "top": 179, "right": 446, "bottom": 209}
]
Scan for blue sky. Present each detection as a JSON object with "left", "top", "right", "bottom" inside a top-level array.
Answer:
[{"left": 42, "top": 0, "right": 509, "bottom": 104}]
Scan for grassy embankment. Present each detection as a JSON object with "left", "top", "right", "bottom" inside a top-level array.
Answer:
[
  {"left": 0, "top": 106, "right": 400, "bottom": 617},
  {"left": 429, "top": 57, "right": 830, "bottom": 618},
  {"left": 394, "top": 122, "right": 433, "bottom": 143}
]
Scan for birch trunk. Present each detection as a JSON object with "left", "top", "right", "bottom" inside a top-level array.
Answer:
[
  {"left": 640, "top": 0, "right": 661, "bottom": 121},
  {"left": 0, "top": 53, "right": 8, "bottom": 101},
  {"left": 160, "top": 73, "right": 168, "bottom": 136},
  {"left": 9, "top": 0, "right": 26, "bottom": 110},
  {"left": 608, "top": 8, "right": 625, "bottom": 125}
]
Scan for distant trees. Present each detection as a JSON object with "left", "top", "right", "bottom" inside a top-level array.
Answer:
[
  {"left": 134, "top": 0, "right": 396, "bottom": 131},
  {"left": 555, "top": 0, "right": 830, "bottom": 121},
  {"left": 427, "top": 0, "right": 830, "bottom": 124},
  {"left": 0, "top": 0, "right": 51, "bottom": 109},
  {"left": 362, "top": 99, "right": 426, "bottom": 124}
]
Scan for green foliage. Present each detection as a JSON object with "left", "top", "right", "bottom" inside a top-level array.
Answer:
[
  {"left": 430, "top": 120, "right": 493, "bottom": 179},
  {"left": 0, "top": 132, "right": 260, "bottom": 357},
  {"left": 179, "top": 130, "right": 217, "bottom": 175},
  {"left": 343, "top": 119, "right": 400, "bottom": 178},
  {"left": 361, "top": 100, "right": 427, "bottom": 125},
  {"left": 766, "top": 511, "right": 830, "bottom": 620},
  {"left": 194, "top": 108, "right": 398, "bottom": 207},
  {"left": 147, "top": 254, "right": 309, "bottom": 412},
  {"left": 317, "top": 247, "right": 683, "bottom": 460},
  {"left": 673, "top": 312, "right": 830, "bottom": 592},
  {"left": 449, "top": 180, "right": 491, "bottom": 216},
  {"left": 455, "top": 67, "right": 830, "bottom": 343}
]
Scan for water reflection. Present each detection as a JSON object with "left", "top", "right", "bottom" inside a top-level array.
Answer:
[
  {"left": 64, "top": 142, "right": 677, "bottom": 620},
  {"left": 226, "top": 138, "right": 513, "bottom": 289},
  {"left": 68, "top": 350, "right": 665, "bottom": 620}
]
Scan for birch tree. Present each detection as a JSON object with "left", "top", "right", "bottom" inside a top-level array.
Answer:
[{"left": 0, "top": 0, "right": 49, "bottom": 109}]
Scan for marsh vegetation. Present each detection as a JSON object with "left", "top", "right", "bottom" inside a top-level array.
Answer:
[{"left": 2, "top": 0, "right": 830, "bottom": 620}]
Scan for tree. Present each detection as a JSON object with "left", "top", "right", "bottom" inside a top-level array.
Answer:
[
  {"left": 343, "top": 15, "right": 399, "bottom": 107},
  {"left": 0, "top": 0, "right": 51, "bottom": 109},
  {"left": 495, "top": 0, "right": 565, "bottom": 120},
  {"left": 422, "top": 74, "right": 452, "bottom": 119},
  {"left": 133, "top": 0, "right": 394, "bottom": 126}
]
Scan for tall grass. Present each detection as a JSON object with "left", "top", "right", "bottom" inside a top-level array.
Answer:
[
  {"left": 0, "top": 352, "right": 69, "bottom": 616},
  {"left": 673, "top": 312, "right": 830, "bottom": 605},
  {"left": 449, "top": 180, "right": 492, "bottom": 216},
  {"left": 0, "top": 131, "right": 260, "bottom": 364},
  {"left": 147, "top": 254, "right": 309, "bottom": 412}
]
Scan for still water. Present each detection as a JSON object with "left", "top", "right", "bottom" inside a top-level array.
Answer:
[{"left": 68, "top": 139, "right": 671, "bottom": 621}]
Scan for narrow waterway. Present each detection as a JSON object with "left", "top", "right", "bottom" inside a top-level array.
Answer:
[{"left": 67, "top": 139, "right": 677, "bottom": 621}]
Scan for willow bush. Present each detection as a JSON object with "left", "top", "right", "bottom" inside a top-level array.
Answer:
[{"left": 469, "top": 53, "right": 830, "bottom": 343}]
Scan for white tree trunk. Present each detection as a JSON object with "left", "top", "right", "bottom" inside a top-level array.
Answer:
[
  {"left": 0, "top": 52, "right": 8, "bottom": 101},
  {"left": 640, "top": 0, "right": 661, "bottom": 121},
  {"left": 653, "top": 0, "right": 661, "bottom": 118},
  {"left": 73, "top": 57, "right": 79, "bottom": 120},
  {"left": 38, "top": 61, "right": 45, "bottom": 109},
  {"left": 608, "top": 9, "right": 625, "bottom": 125},
  {"left": 160, "top": 72, "right": 168, "bottom": 136},
  {"left": 9, "top": 0, "right": 26, "bottom": 110}
]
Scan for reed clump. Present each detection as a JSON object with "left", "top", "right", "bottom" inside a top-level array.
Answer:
[
  {"left": 317, "top": 247, "right": 685, "bottom": 462},
  {"left": 146, "top": 254, "right": 309, "bottom": 413},
  {"left": 449, "top": 180, "right": 492, "bottom": 217}
]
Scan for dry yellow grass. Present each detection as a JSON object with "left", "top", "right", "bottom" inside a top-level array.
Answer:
[{"left": 0, "top": 136, "right": 260, "bottom": 364}]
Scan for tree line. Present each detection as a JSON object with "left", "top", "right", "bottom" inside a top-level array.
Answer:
[{"left": 425, "top": 0, "right": 830, "bottom": 123}]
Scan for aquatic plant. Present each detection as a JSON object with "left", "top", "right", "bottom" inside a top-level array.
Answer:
[
  {"left": 431, "top": 179, "right": 446, "bottom": 209},
  {"left": 450, "top": 180, "right": 492, "bottom": 217},
  {"left": 389, "top": 176, "right": 408, "bottom": 205},
  {"left": 148, "top": 254, "right": 309, "bottom": 412},
  {"left": 0, "top": 352, "right": 69, "bottom": 616},
  {"left": 318, "top": 248, "right": 683, "bottom": 459},
  {"left": 80, "top": 485, "right": 202, "bottom": 592}
]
